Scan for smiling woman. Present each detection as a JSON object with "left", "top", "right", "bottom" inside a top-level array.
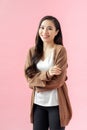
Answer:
[
  {"left": 24, "top": 16, "right": 72, "bottom": 130},
  {"left": 39, "top": 20, "right": 58, "bottom": 45}
]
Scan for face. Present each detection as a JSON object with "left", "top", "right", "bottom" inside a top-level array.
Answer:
[{"left": 39, "top": 20, "right": 58, "bottom": 43}]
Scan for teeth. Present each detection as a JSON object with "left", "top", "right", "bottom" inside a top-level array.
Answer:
[{"left": 42, "top": 36, "right": 49, "bottom": 38}]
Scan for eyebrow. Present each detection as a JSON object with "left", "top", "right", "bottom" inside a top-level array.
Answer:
[{"left": 40, "top": 25, "right": 53, "bottom": 28}]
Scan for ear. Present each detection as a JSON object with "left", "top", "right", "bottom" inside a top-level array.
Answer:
[{"left": 55, "top": 29, "right": 59, "bottom": 36}]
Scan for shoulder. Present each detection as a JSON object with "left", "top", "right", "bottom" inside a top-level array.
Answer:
[
  {"left": 54, "top": 44, "right": 67, "bottom": 63},
  {"left": 29, "top": 46, "right": 35, "bottom": 52},
  {"left": 55, "top": 44, "right": 67, "bottom": 55},
  {"left": 27, "top": 46, "right": 35, "bottom": 56},
  {"left": 25, "top": 46, "right": 35, "bottom": 61}
]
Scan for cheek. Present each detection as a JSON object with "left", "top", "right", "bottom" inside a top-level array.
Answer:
[
  {"left": 51, "top": 34, "right": 57, "bottom": 40},
  {"left": 38, "top": 29, "right": 42, "bottom": 36},
  {"left": 53, "top": 32, "right": 57, "bottom": 38},
  {"left": 38, "top": 29, "right": 40, "bottom": 34},
  {"left": 51, "top": 32, "right": 57, "bottom": 37}
]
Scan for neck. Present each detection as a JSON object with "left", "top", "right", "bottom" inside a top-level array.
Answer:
[{"left": 43, "top": 42, "right": 55, "bottom": 51}]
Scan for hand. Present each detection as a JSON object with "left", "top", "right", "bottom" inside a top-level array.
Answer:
[{"left": 48, "top": 65, "right": 61, "bottom": 76}]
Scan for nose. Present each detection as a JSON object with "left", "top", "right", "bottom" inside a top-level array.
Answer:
[{"left": 43, "top": 28, "right": 48, "bottom": 34}]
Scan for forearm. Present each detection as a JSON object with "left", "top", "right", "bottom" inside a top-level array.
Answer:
[{"left": 36, "top": 87, "right": 54, "bottom": 92}]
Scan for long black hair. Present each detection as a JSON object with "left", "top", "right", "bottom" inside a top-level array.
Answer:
[{"left": 25, "top": 15, "right": 63, "bottom": 78}]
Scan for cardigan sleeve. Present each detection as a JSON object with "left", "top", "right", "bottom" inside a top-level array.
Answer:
[{"left": 24, "top": 47, "right": 52, "bottom": 89}]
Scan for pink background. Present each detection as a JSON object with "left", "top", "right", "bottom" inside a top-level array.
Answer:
[{"left": 0, "top": 0, "right": 87, "bottom": 130}]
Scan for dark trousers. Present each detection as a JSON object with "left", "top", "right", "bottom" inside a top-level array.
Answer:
[{"left": 33, "top": 104, "right": 65, "bottom": 130}]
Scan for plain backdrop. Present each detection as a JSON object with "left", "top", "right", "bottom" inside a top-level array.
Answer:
[{"left": 0, "top": 0, "right": 87, "bottom": 130}]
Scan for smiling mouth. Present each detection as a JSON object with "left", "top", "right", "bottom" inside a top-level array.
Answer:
[{"left": 42, "top": 35, "right": 50, "bottom": 38}]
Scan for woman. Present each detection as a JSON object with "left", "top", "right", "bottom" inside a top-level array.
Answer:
[{"left": 24, "top": 15, "right": 72, "bottom": 130}]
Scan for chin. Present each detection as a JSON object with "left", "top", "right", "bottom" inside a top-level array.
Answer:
[{"left": 42, "top": 38, "right": 50, "bottom": 42}]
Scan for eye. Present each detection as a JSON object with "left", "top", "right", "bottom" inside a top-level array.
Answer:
[
  {"left": 40, "top": 26, "right": 44, "bottom": 29},
  {"left": 47, "top": 27, "right": 53, "bottom": 30}
]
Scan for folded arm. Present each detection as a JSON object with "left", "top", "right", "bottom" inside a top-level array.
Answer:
[
  {"left": 24, "top": 46, "right": 68, "bottom": 90},
  {"left": 36, "top": 46, "right": 68, "bottom": 91}
]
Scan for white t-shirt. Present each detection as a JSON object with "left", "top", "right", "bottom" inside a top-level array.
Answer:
[{"left": 34, "top": 48, "right": 59, "bottom": 106}]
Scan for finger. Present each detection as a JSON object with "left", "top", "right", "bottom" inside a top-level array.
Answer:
[
  {"left": 51, "top": 69, "right": 61, "bottom": 75},
  {"left": 54, "top": 65, "right": 61, "bottom": 69},
  {"left": 51, "top": 68, "right": 61, "bottom": 72},
  {"left": 52, "top": 66, "right": 61, "bottom": 71}
]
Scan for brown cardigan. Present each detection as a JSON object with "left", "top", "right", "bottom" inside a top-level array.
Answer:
[{"left": 24, "top": 44, "right": 72, "bottom": 127}]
